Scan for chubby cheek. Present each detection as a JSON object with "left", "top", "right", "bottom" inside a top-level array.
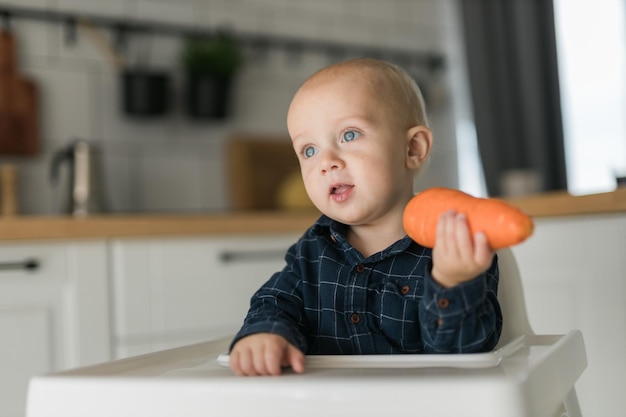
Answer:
[
  {"left": 362, "top": 164, "right": 405, "bottom": 203},
  {"left": 358, "top": 159, "right": 390, "bottom": 187},
  {"left": 300, "top": 169, "right": 325, "bottom": 206}
]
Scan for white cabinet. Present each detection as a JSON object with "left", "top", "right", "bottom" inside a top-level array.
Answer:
[
  {"left": 1, "top": 232, "right": 299, "bottom": 416},
  {"left": 0, "top": 240, "right": 111, "bottom": 417},
  {"left": 1, "top": 232, "right": 300, "bottom": 416},
  {"left": 109, "top": 234, "right": 299, "bottom": 358},
  {"left": 511, "top": 213, "right": 626, "bottom": 417}
]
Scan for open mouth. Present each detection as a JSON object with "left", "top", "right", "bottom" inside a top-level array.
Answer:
[
  {"left": 329, "top": 184, "right": 354, "bottom": 201},
  {"left": 330, "top": 184, "right": 352, "bottom": 194}
]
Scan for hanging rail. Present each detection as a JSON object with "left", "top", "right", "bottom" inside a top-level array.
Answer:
[{"left": 0, "top": 4, "right": 445, "bottom": 72}]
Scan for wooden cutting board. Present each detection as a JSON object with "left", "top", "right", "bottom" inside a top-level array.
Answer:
[
  {"left": 0, "top": 30, "right": 38, "bottom": 155},
  {"left": 228, "top": 136, "right": 301, "bottom": 210}
]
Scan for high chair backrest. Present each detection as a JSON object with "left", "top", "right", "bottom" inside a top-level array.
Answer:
[{"left": 495, "top": 248, "right": 534, "bottom": 348}]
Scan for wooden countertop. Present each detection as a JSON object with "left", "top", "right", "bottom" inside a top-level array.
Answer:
[
  {"left": 506, "top": 187, "right": 626, "bottom": 218},
  {"left": 0, "top": 211, "right": 321, "bottom": 241},
  {"left": 1, "top": 188, "right": 624, "bottom": 241}
]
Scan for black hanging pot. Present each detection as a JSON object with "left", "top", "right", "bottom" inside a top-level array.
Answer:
[
  {"left": 185, "top": 73, "right": 233, "bottom": 120},
  {"left": 122, "top": 69, "right": 170, "bottom": 117}
]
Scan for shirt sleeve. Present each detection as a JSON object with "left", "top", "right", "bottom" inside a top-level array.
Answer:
[
  {"left": 419, "top": 254, "right": 502, "bottom": 353},
  {"left": 229, "top": 242, "right": 309, "bottom": 353}
]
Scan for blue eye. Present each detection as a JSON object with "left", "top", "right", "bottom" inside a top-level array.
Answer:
[
  {"left": 342, "top": 130, "right": 360, "bottom": 142},
  {"left": 303, "top": 146, "right": 318, "bottom": 158}
]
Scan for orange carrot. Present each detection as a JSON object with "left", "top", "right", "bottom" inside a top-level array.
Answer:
[{"left": 403, "top": 187, "right": 534, "bottom": 249}]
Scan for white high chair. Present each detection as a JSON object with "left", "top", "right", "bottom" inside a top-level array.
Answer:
[
  {"left": 495, "top": 248, "right": 586, "bottom": 417},
  {"left": 26, "top": 249, "right": 587, "bottom": 417}
]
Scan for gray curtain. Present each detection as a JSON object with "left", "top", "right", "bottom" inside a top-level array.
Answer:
[{"left": 459, "top": 0, "right": 567, "bottom": 197}]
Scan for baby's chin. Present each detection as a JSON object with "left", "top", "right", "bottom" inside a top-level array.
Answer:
[{"left": 323, "top": 208, "right": 371, "bottom": 227}]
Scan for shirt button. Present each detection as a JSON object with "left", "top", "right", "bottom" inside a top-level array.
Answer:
[
  {"left": 401, "top": 285, "right": 410, "bottom": 295},
  {"left": 437, "top": 298, "right": 450, "bottom": 308},
  {"left": 350, "top": 313, "right": 361, "bottom": 324},
  {"left": 330, "top": 234, "right": 337, "bottom": 243},
  {"left": 355, "top": 264, "right": 365, "bottom": 273}
]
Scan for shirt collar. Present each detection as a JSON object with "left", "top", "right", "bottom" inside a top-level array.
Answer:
[{"left": 310, "top": 215, "right": 415, "bottom": 261}]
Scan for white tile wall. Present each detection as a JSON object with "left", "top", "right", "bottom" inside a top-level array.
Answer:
[{"left": 0, "top": 0, "right": 464, "bottom": 214}]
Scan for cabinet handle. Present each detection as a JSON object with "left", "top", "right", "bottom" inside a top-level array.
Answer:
[
  {"left": 0, "top": 258, "right": 40, "bottom": 272},
  {"left": 219, "top": 249, "right": 285, "bottom": 263}
]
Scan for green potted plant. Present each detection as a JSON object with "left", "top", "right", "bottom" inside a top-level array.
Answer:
[{"left": 182, "top": 33, "right": 243, "bottom": 119}]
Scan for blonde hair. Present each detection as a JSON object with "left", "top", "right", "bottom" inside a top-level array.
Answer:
[{"left": 304, "top": 58, "right": 428, "bottom": 128}]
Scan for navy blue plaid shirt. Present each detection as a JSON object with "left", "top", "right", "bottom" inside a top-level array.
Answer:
[{"left": 232, "top": 215, "right": 502, "bottom": 355}]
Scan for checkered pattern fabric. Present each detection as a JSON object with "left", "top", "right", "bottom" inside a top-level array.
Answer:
[{"left": 232, "top": 215, "right": 502, "bottom": 354}]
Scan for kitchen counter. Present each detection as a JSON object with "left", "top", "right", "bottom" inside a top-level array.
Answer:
[
  {"left": 506, "top": 187, "right": 626, "bottom": 218},
  {"left": 0, "top": 211, "right": 321, "bottom": 241},
  {"left": 1, "top": 188, "right": 625, "bottom": 241}
]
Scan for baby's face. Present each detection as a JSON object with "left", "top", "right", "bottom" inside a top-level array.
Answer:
[{"left": 287, "top": 71, "right": 418, "bottom": 226}]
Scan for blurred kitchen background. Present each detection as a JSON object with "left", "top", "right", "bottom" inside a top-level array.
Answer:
[
  {"left": 0, "top": 0, "right": 624, "bottom": 215},
  {"left": 2, "top": 3, "right": 626, "bottom": 416}
]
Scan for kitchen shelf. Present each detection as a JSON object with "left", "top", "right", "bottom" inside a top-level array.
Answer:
[{"left": 0, "top": 4, "right": 445, "bottom": 72}]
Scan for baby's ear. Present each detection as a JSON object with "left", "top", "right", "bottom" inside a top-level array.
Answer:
[{"left": 405, "top": 125, "right": 432, "bottom": 169}]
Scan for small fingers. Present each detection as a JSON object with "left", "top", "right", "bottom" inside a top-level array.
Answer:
[
  {"left": 436, "top": 210, "right": 455, "bottom": 251},
  {"left": 252, "top": 346, "right": 270, "bottom": 375},
  {"left": 229, "top": 334, "right": 305, "bottom": 377},
  {"left": 265, "top": 345, "right": 283, "bottom": 376},
  {"left": 230, "top": 340, "right": 271, "bottom": 376},
  {"left": 453, "top": 212, "right": 473, "bottom": 256},
  {"left": 437, "top": 210, "right": 473, "bottom": 254},
  {"left": 432, "top": 211, "right": 495, "bottom": 287},
  {"left": 228, "top": 349, "right": 243, "bottom": 376},
  {"left": 230, "top": 347, "right": 254, "bottom": 376},
  {"left": 473, "top": 231, "right": 495, "bottom": 267},
  {"left": 285, "top": 345, "right": 306, "bottom": 374}
]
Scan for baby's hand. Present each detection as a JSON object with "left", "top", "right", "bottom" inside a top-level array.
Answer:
[
  {"left": 431, "top": 210, "right": 495, "bottom": 288},
  {"left": 229, "top": 333, "right": 305, "bottom": 376}
]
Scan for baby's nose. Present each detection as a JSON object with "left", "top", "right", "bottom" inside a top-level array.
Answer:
[{"left": 319, "top": 150, "right": 344, "bottom": 173}]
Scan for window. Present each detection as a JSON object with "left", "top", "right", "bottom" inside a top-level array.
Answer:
[{"left": 554, "top": 0, "right": 626, "bottom": 195}]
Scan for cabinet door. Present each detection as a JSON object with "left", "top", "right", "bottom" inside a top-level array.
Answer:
[
  {"left": 111, "top": 234, "right": 299, "bottom": 358},
  {"left": 511, "top": 213, "right": 626, "bottom": 417},
  {"left": 0, "top": 241, "right": 110, "bottom": 417}
]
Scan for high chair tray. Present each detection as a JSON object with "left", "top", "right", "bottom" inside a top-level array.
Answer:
[
  {"left": 216, "top": 335, "right": 525, "bottom": 369},
  {"left": 26, "top": 331, "right": 586, "bottom": 417}
]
